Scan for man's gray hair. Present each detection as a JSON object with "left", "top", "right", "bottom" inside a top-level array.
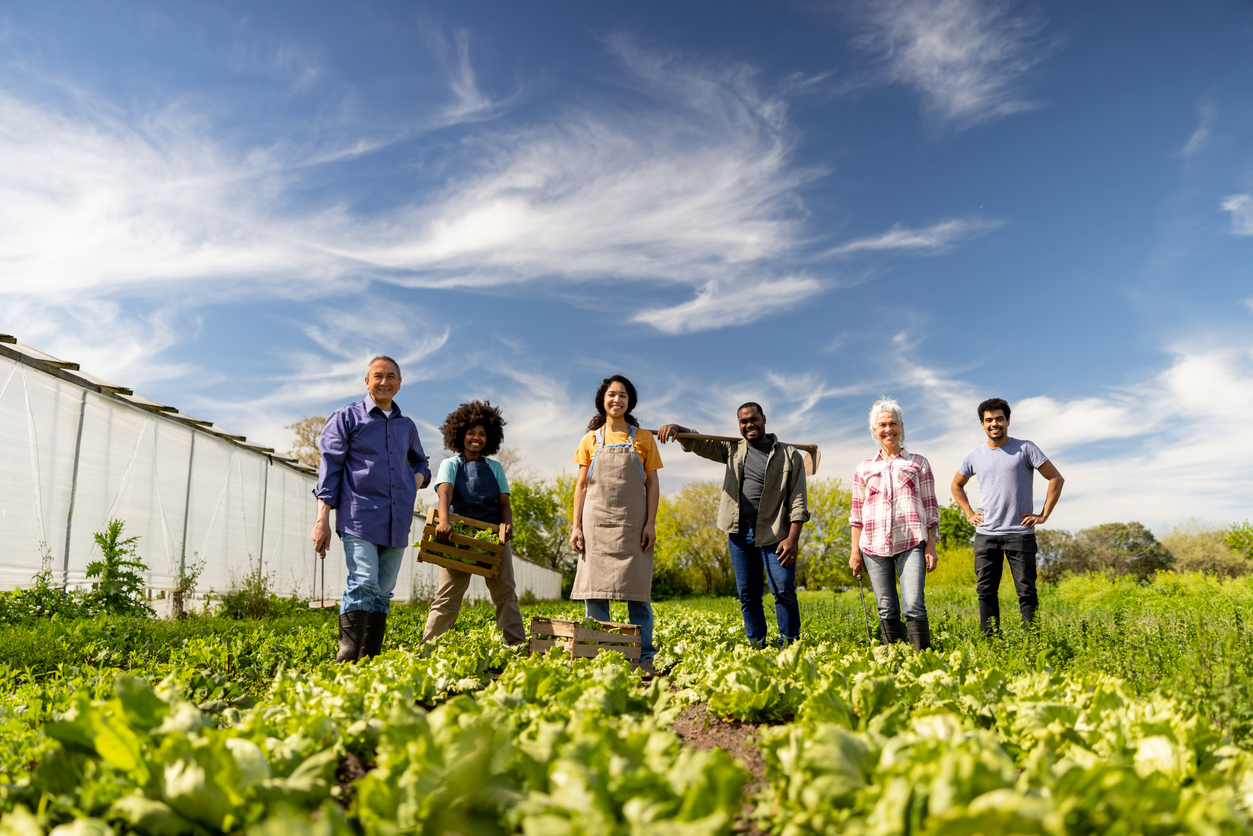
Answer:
[
  {"left": 868, "top": 396, "right": 905, "bottom": 445},
  {"left": 368, "top": 355, "right": 402, "bottom": 376}
]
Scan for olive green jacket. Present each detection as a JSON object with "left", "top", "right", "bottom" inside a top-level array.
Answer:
[{"left": 679, "top": 433, "right": 810, "bottom": 546}]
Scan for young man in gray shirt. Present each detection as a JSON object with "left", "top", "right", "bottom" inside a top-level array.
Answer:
[{"left": 950, "top": 398, "right": 1064, "bottom": 636}]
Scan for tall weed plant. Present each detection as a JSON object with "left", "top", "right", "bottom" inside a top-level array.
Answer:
[
  {"left": 219, "top": 562, "right": 306, "bottom": 619},
  {"left": 0, "top": 543, "right": 88, "bottom": 623},
  {"left": 85, "top": 520, "right": 153, "bottom": 618}
]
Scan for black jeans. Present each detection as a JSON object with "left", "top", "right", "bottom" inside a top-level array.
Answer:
[{"left": 973, "top": 532, "right": 1038, "bottom": 635}]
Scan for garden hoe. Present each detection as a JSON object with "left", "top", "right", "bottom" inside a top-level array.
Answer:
[
  {"left": 318, "top": 549, "right": 327, "bottom": 608},
  {"left": 857, "top": 572, "right": 875, "bottom": 646}
]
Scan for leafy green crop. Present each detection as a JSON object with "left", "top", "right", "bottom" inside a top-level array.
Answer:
[
  {"left": 424, "top": 521, "right": 501, "bottom": 563},
  {"left": 2, "top": 576, "right": 1253, "bottom": 834}
]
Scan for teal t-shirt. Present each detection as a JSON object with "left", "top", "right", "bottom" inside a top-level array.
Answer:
[{"left": 434, "top": 456, "right": 510, "bottom": 493}]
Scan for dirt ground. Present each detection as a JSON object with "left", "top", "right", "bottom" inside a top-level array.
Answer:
[{"left": 670, "top": 702, "right": 768, "bottom": 835}]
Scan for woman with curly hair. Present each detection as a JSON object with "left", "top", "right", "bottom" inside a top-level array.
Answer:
[
  {"left": 422, "top": 400, "right": 526, "bottom": 645},
  {"left": 569, "top": 375, "right": 662, "bottom": 674}
]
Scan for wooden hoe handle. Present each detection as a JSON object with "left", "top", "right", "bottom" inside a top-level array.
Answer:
[{"left": 642, "top": 429, "right": 822, "bottom": 476}]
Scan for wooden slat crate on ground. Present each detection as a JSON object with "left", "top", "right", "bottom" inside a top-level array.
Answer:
[
  {"left": 415, "top": 507, "right": 503, "bottom": 580},
  {"left": 529, "top": 616, "right": 642, "bottom": 661}
]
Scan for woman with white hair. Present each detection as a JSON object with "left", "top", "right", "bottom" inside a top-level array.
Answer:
[{"left": 848, "top": 397, "right": 939, "bottom": 651}]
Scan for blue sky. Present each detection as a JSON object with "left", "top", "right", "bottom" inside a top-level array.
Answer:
[{"left": 2, "top": 0, "right": 1252, "bottom": 534}]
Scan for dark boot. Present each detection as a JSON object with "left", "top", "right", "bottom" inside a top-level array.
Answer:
[
  {"left": 978, "top": 599, "right": 1001, "bottom": 637},
  {"left": 336, "top": 611, "right": 368, "bottom": 664},
  {"left": 907, "top": 620, "right": 931, "bottom": 652},
  {"left": 361, "top": 612, "right": 388, "bottom": 660},
  {"left": 879, "top": 618, "right": 908, "bottom": 646}
]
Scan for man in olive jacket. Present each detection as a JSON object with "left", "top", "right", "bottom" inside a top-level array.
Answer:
[{"left": 658, "top": 402, "right": 809, "bottom": 644}]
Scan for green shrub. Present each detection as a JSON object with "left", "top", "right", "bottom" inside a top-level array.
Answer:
[
  {"left": 1038, "top": 521, "right": 1173, "bottom": 582},
  {"left": 0, "top": 543, "right": 89, "bottom": 623},
  {"left": 218, "top": 563, "right": 306, "bottom": 619},
  {"left": 1164, "top": 519, "right": 1253, "bottom": 579},
  {"left": 172, "top": 551, "right": 207, "bottom": 618},
  {"left": 84, "top": 520, "right": 153, "bottom": 618},
  {"left": 1228, "top": 519, "right": 1253, "bottom": 560},
  {"left": 937, "top": 500, "right": 976, "bottom": 548},
  {"left": 928, "top": 543, "right": 977, "bottom": 588}
]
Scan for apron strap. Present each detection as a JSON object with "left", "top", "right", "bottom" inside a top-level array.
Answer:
[
  {"left": 586, "top": 426, "right": 647, "bottom": 482},
  {"left": 588, "top": 427, "right": 606, "bottom": 479},
  {"left": 627, "top": 425, "right": 646, "bottom": 483}
]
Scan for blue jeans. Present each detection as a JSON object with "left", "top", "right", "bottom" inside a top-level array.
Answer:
[
  {"left": 864, "top": 544, "right": 928, "bottom": 623},
  {"left": 341, "top": 533, "right": 406, "bottom": 614},
  {"left": 583, "top": 599, "right": 655, "bottom": 661},
  {"left": 727, "top": 527, "right": 800, "bottom": 643}
]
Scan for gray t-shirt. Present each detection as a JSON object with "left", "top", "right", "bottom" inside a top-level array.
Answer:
[
  {"left": 958, "top": 438, "right": 1049, "bottom": 535},
  {"left": 738, "top": 438, "right": 776, "bottom": 526}
]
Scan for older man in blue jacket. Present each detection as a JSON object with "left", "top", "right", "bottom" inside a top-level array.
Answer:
[{"left": 312, "top": 355, "right": 431, "bottom": 662}]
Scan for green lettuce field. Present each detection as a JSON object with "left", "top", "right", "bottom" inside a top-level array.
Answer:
[{"left": 2, "top": 573, "right": 1252, "bottom": 834}]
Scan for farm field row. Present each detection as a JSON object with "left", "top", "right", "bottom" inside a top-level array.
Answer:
[{"left": 0, "top": 572, "right": 1251, "bottom": 834}]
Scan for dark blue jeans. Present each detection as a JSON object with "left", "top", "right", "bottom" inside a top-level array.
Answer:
[{"left": 727, "top": 527, "right": 800, "bottom": 643}]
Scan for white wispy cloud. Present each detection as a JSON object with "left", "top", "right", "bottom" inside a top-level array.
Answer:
[
  {"left": 1179, "top": 100, "right": 1216, "bottom": 158},
  {"left": 337, "top": 39, "right": 812, "bottom": 305},
  {"left": 428, "top": 26, "right": 521, "bottom": 126},
  {"left": 822, "top": 217, "right": 1001, "bottom": 257},
  {"left": 855, "top": 0, "right": 1051, "bottom": 128},
  {"left": 0, "top": 38, "right": 822, "bottom": 336},
  {"left": 632, "top": 277, "right": 823, "bottom": 335},
  {"left": 0, "top": 297, "right": 200, "bottom": 388},
  {"left": 177, "top": 301, "right": 451, "bottom": 453},
  {"left": 1221, "top": 194, "right": 1253, "bottom": 235}
]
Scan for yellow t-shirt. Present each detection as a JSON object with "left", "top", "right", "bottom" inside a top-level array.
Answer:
[{"left": 573, "top": 428, "right": 663, "bottom": 472}]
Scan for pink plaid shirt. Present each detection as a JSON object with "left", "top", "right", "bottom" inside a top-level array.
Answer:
[{"left": 849, "top": 449, "right": 940, "bottom": 557}]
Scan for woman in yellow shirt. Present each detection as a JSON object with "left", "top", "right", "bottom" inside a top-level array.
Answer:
[{"left": 569, "top": 374, "right": 662, "bottom": 673}]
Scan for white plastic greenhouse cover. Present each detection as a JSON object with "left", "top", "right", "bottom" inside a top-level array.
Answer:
[{"left": 0, "top": 338, "right": 562, "bottom": 603}]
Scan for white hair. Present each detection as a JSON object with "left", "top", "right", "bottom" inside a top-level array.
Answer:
[{"left": 868, "top": 397, "right": 905, "bottom": 445}]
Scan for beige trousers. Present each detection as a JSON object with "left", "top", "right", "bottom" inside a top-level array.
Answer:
[{"left": 422, "top": 542, "right": 527, "bottom": 645}]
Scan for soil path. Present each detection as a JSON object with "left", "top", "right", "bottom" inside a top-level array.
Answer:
[{"left": 670, "top": 703, "right": 768, "bottom": 835}]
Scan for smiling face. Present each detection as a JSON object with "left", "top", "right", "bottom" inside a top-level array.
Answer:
[
  {"left": 872, "top": 411, "right": 903, "bottom": 451},
  {"left": 981, "top": 409, "right": 1009, "bottom": 444},
  {"left": 365, "top": 359, "right": 401, "bottom": 409},
  {"left": 603, "top": 381, "right": 630, "bottom": 419},
  {"left": 463, "top": 424, "right": 488, "bottom": 457},
  {"left": 737, "top": 405, "right": 767, "bottom": 442}
]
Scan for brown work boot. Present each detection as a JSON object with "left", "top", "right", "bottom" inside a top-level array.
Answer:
[{"left": 637, "top": 657, "right": 656, "bottom": 680}]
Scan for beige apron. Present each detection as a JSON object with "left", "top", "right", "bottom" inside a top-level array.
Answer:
[{"left": 570, "top": 426, "right": 654, "bottom": 602}]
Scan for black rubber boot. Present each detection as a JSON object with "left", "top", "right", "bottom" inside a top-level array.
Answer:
[
  {"left": 361, "top": 612, "right": 387, "bottom": 660},
  {"left": 907, "top": 620, "right": 931, "bottom": 652},
  {"left": 879, "top": 618, "right": 908, "bottom": 646},
  {"left": 336, "top": 611, "right": 368, "bottom": 664}
]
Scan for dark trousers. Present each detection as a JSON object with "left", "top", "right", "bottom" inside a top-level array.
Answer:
[{"left": 973, "top": 532, "right": 1038, "bottom": 635}]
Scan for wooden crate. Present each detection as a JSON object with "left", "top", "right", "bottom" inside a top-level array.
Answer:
[
  {"left": 529, "top": 617, "right": 642, "bottom": 661},
  {"left": 415, "top": 507, "right": 503, "bottom": 580}
]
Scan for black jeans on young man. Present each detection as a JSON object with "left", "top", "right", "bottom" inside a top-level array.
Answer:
[{"left": 973, "top": 532, "right": 1038, "bottom": 635}]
